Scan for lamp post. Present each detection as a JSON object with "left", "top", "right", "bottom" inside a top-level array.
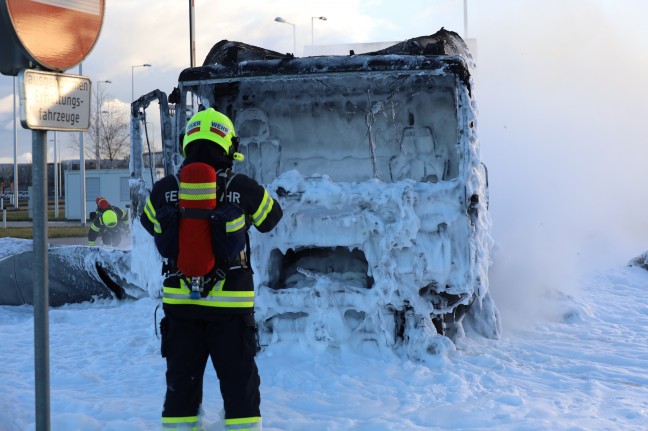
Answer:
[
  {"left": 274, "top": 17, "right": 296, "bottom": 54},
  {"left": 463, "top": 0, "right": 468, "bottom": 38},
  {"left": 56, "top": 134, "right": 61, "bottom": 199},
  {"left": 311, "top": 16, "right": 327, "bottom": 45},
  {"left": 48, "top": 133, "right": 62, "bottom": 218},
  {"left": 96, "top": 80, "right": 111, "bottom": 169},
  {"left": 13, "top": 76, "right": 18, "bottom": 208},
  {"left": 79, "top": 63, "right": 86, "bottom": 226},
  {"left": 189, "top": 0, "right": 196, "bottom": 67},
  {"left": 131, "top": 63, "right": 152, "bottom": 102}
]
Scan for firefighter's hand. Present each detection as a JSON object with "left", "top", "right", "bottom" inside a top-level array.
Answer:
[
  {"left": 157, "top": 206, "right": 178, "bottom": 230},
  {"left": 210, "top": 204, "right": 246, "bottom": 261},
  {"left": 214, "top": 203, "right": 244, "bottom": 222},
  {"left": 211, "top": 204, "right": 244, "bottom": 231}
]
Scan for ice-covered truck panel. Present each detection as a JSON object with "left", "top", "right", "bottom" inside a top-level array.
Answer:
[
  {"left": 193, "top": 72, "right": 460, "bottom": 185},
  {"left": 131, "top": 28, "right": 499, "bottom": 356}
]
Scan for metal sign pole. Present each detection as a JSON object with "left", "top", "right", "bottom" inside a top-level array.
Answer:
[
  {"left": 2, "top": 2, "right": 104, "bottom": 429},
  {"left": 32, "top": 129, "right": 50, "bottom": 431},
  {"left": 17, "top": 69, "right": 91, "bottom": 431}
]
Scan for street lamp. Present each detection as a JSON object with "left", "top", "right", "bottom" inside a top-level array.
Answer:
[
  {"left": 274, "top": 17, "right": 296, "bottom": 54},
  {"left": 311, "top": 16, "right": 327, "bottom": 45},
  {"left": 96, "top": 80, "right": 111, "bottom": 169},
  {"left": 131, "top": 63, "right": 152, "bottom": 102}
]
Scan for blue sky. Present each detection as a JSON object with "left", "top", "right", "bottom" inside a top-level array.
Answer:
[
  {"left": 1, "top": 0, "right": 646, "bottom": 162},
  {"left": 0, "top": 0, "right": 466, "bottom": 162}
]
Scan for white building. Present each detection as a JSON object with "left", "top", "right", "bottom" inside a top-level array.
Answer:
[{"left": 64, "top": 168, "right": 161, "bottom": 220}]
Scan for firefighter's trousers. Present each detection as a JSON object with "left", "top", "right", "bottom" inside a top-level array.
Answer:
[{"left": 161, "top": 313, "right": 261, "bottom": 428}]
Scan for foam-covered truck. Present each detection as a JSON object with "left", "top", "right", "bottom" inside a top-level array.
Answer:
[{"left": 130, "top": 28, "right": 500, "bottom": 355}]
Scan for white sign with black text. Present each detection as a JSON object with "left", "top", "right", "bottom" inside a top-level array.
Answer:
[{"left": 19, "top": 69, "right": 92, "bottom": 131}]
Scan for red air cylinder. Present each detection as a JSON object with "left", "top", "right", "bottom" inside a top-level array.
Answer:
[{"left": 177, "top": 162, "right": 217, "bottom": 277}]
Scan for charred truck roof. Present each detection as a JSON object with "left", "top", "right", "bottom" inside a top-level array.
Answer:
[{"left": 179, "top": 29, "right": 472, "bottom": 91}]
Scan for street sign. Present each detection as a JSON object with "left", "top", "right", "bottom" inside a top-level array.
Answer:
[
  {"left": 0, "top": 5, "right": 104, "bottom": 429},
  {"left": 18, "top": 69, "right": 92, "bottom": 131},
  {"left": 0, "top": 0, "right": 105, "bottom": 76}
]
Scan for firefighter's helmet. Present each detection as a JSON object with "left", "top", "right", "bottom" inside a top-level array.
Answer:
[
  {"left": 182, "top": 108, "right": 244, "bottom": 161},
  {"left": 96, "top": 196, "right": 109, "bottom": 210},
  {"left": 102, "top": 209, "right": 118, "bottom": 228}
]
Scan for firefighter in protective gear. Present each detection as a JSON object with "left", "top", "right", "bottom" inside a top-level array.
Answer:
[
  {"left": 140, "top": 108, "right": 283, "bottom": 431},
  {"left": 88, "top": 197, "right": 129, "bottom": 247}
]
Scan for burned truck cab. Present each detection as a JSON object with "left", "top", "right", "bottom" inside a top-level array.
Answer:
[{"left": 131, "top": 29, "right": 499, "bottom": 356}]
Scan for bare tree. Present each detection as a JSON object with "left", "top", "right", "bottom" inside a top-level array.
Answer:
[
  {"left": 99, "top": 103, "right": 130, "bottom": 168},
  {"left": 69, "top": 86, "right": 130, "bottom": 168},
  {"left": 0, "top": 164, "right": 12, "bottom": 193},
  {"left": 23, "top": 153, "right": 32, "bottom": 189}
]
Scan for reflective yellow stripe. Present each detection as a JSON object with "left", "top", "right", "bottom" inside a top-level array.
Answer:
[
  {"left": 162, "top": 416, "right": 199, "bottom": 423},
  {"left": 180, "top": 181, "right": 216, "bottom": 189},
  {"left": 90, "top": 224, "right": 101, "bottom": 232},
  {"left": 251, "top": 190, "right": 273, "bottom": 226},
  {"left": 162, "top": 415, "right": 200, "bottom": 430},
  {"left": 164, "top": 287, "right": 254, "bottom": 299},
  {"left": 179, "top": 278, "right": 224, "bottom": 291},
  {"left": 144, "top": 198, "right": 161, "bottom": 233},
  {"left": 163, "top": 284, "right": 254, "bottom": 308},
  {"left": 163, "top": 294, "right": 255, "bottom": 308},
  {"left": 179, "top": 181, "right": 216, "bottom": 201},
  {"left": 163, "top": 297, "right": 254, "bottom": 308},
  {"left": 226, "top": 214, "right": 245, "bottom": 233},
  {"left": 224, "top": 416, "right": 262, "bottom": 431},
  {"left": 179, "top": 192, "right": 217, "bottom": 200}
]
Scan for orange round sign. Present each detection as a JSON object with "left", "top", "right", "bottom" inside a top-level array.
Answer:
[{"left": 6, "top": 0, "right": 105, "bottom": 71}]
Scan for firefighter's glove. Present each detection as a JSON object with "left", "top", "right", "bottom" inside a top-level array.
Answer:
[
  {"left": 210, "top": 204, "right": 246, "bottom": 261},
  {"left": 156, "top": 206, "right": 178, "bottom": 231}
]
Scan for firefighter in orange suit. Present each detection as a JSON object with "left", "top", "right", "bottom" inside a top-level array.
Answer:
[{"left": 140, "top": 108, "right": 282, "bottom": 431}]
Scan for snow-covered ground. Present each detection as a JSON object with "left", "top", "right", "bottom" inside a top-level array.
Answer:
[{"left": 1, "top": 253, "right": 646, "bottom": 430}]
